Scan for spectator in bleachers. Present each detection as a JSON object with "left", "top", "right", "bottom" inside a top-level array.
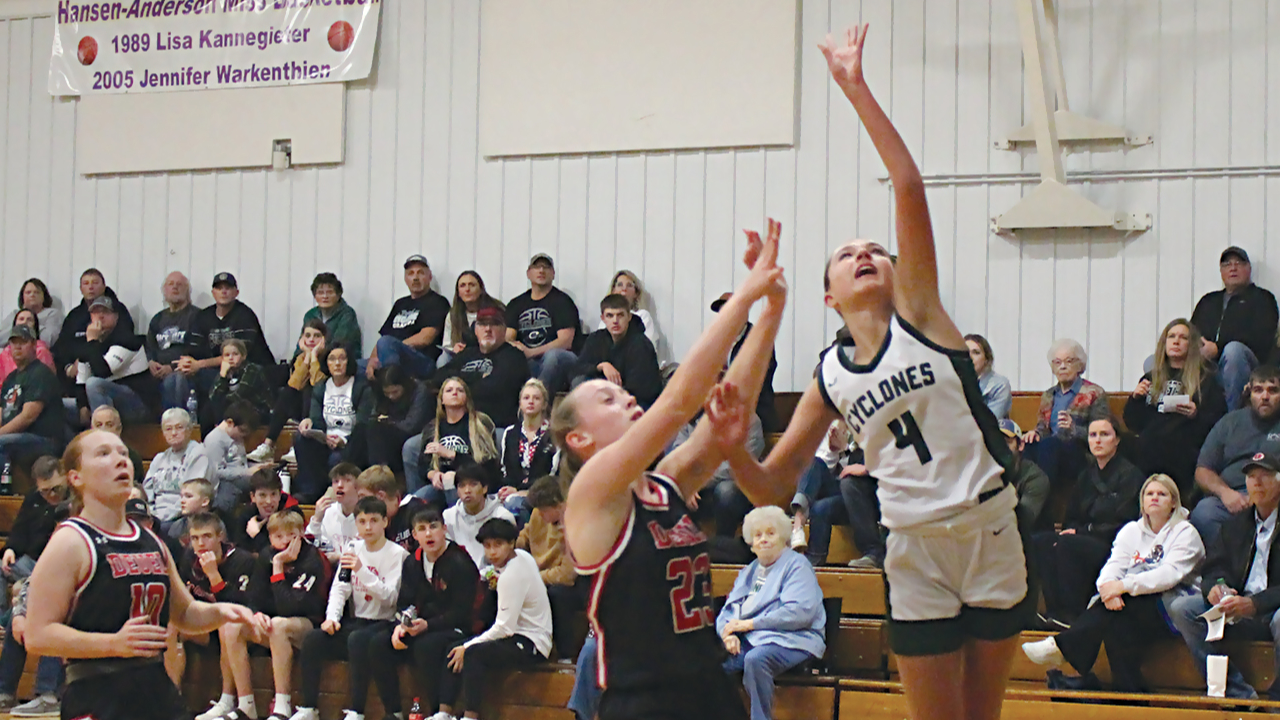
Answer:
[
  {"left": 0, "top": 310, "right": 55, "bottom": 385},
  {"left": 294, "top": 497, "right": 407, "bottom": 720},
  {"left": 168, "top": 477, "right": 214, "bottom": 547},
  {"left": 52, "top": 268, "right": 134, "bottom": 396},
  {"left": 1032, "top": 415, "right": 1144, "bottom": 628},
  {"left": 1170, "top": 449, "right": 1280, "bottom": 702},
  {"left": 246, "top": 317, "right": 327, "bottom": 464},
  {"left": 146, "top": 271, "right": 201, "bottom": 411},
  {"left": 516, "top": 476, "right": 580, "bottom": 658},
  {"left": 999, "top": 419, "right": 1050, "bottom": 526},
  {"left": 965, "top": 333, "right": 1012, "bottom": 420},
  {"left": 293, "top": 342, "right": 373, "bottom": 503},
  {"left": 1190, "top": 365, "right": 1280, "bottom": 547},
  {"left": 506, "top": 253, "right": 580, "bottom": 394},
  {"left": 231, "top": 466, "right": 302, "bottom": 556},
  {"left": 838, "top": 462, "right": 885, "bottom": 570},
  {"left": 76, "top": 295, "right": 159, "bottom": 425},
  {"left": 718, "top": 506, "right": 825, "bottom": 720},
  {"left": 305, "top": 463, "right": 361, "bottom": 563},
  {"left": 603, "top": 270, "right": 661, "bottom": 350},
  {"left": 407, "top": 376, "right": 502, "bottom": 503},
  {"left": 0, "top": 325, "right": 67, "bottom": 475},
  {"left": 0, "top": 456, "right": 64, "bottom": 611},
  {"left": 1125, "top": 319, "right": 1227, "bottom": 500},
  {"left": 1191, "top": 246, "right": 1279, "bottom": 411},
  {"left": 347, "top": 365, "right": 429, "bottom": 478},
  {"left": 1, "top": 278, "right": 62, "bottom": 348},
  {"left": 0, "top": 557, "right": 65, "bottom": 716},
  {"left": 204, "top": 401, "right": 268, "bottom": 513},
  {"left": 143, "top": 407, "right": 210, "bottom": 528},
  {"left": 179, "top": 512, "right": 256, "bottom": 720},
  {"left": 681, "top": 409, "right": 763, "bottom": 548},
  {"left": 572, "top": 294, "right": 663, "bottom": 409},
  {"left": 89, "top": 405, "right": 144, "bottom": 484},
  {"left": 444, "top": 463, "right": 516, "bottom": 568},
  {"left": 441, "top": 270, "right": 498, "bottom": 367},
  {"left": 365, "top": 254, "right": 451, "bottom": 379},
  {"left": 221, "top": 510, "right": 327, "bottom": 720},
  {"left": 298, "top": 271, "right": 362, "bottom": 358},
  {"left": 1023, "top": 474, "right": 1204, "bottom": 692},
  {"left": 369, "top": 505, "right": 484, "bottom": 720},
  {"left": 1022, "top": 338, "right": 1107, "bottom": 487},
  {"left": 356, "top": 464, "right": 427, "bottom": 554},
  {"left": 180, "top": 272, "right": 275, "bottom": 401},
  {"left": 710, "top": 292, "right": 779, "bottom": 432},
  {"left": 202, "top": 337, "right": 273, "bottom": 435},
  {"left": 435, "top": 517, "right": 552, "bottom": 720},
  {"left": 498, "top": 379, "right": 558, "bottom": 527},
  {"left": 435, "top": 305, "right": 530, "bottom": 429},
  {"left": 788, "top": 420, "right": 852, "bottom": 556}
]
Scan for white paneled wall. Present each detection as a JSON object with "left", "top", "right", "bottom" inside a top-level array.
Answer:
[{"left": 0, "top": 1, "right": 1278, "bottom": 393}]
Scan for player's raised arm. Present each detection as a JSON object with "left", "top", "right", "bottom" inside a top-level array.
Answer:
[
  {"left": 658, "top": 219, "right": 788, "bottom": 500},
  {"left": 821, "top": 25, "right": 957, "bottom": 343},
  {"left": 563, "top": 233, "right": 784, "bottom": 568}
]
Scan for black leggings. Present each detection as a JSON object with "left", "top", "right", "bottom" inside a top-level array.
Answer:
[
  {"left": 438, "top": 635, "right": 544, "bottom": 711},
  {"left": 1054, "top": 593, "right": 1174, "bottom": 691},
  {"left": 299, "top": 618, "right": 390, "bottom": 711},
  {"left": 367, "top": 626, "right": 468, "bottom": 713},
  {"left": 346, "top": 423, "right": 411, "bottom": 475},
  {"left": 1032, "top": 530, "right": 1112, "bottom": 620},
  {"left": 267, "top": 385, "right": 306, "bottom": 442}
]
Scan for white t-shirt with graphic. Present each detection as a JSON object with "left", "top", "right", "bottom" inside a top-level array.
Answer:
[{"left": 323, "top": 378, "right": 357, "bottom": 439}]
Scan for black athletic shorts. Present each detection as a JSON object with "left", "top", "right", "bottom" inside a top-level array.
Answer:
[
  {"left": 61, "top": 660, "right": 189, "bottom": 720},
  {"left": 599, "top": 672, "right": 747, "bottom": 720}
]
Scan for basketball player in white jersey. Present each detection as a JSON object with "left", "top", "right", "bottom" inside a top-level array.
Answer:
[{"left": 713, "top": 25, "right": 1030, "bottom": 720}]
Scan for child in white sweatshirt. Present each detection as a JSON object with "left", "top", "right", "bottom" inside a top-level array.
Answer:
[
  {"left": 434, "top": 517, "right": 552, "bottom": 720},
  {"left": 1022, "top": 474, "right": 1204, "bottom": 692},
  {"left": 305, "top": 462, "right": 361, "bottom": 564},
  {"left": 291, "top": 496, "right": 408, "bottom": 720}
]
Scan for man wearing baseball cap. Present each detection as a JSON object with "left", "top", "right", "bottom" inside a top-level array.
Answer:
[
  {"left": 364, "top": 255, "right": 451, "bottom": 380},
  {"left": 52, "top": 268, "right": 135, "bottom": 398},
  {"left": 75, "top": 295, "right": 159, "bottom": 426},
  {"left": 504, "top": 253, "right": 581, "bottom": 394},
  {"left": 1190, "top": 246, "right": 1279, "bottom": 411},
  {"left": 0, "top": 325, "right": 65, "bottom": 478},
  {"left": 178, "top": 272, "right": 275, "bottom": 402},
  {"left": 1169, "top": 445, "right": 1280, "bottom": 702},
  {"left": 999, "top": 419, "right": 1049, "bottom": 527}
]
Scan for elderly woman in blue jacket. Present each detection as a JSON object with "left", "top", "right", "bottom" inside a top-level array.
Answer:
[{"left": 718, "top": 505, "right": 826, "bottom": 720}]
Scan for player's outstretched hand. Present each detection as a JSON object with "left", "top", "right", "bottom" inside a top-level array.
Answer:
[
  {"left": 743, "top": 219, "right": 788, "bottom": 309},
  {"left": 705, "top": 381, "right": 751, "bottom": 453},
  {"left": 114, "top": 615, "right": 168, "bottom": 658},
  {"left": 819, "top": 24, "right": 869, "bottom": 93},
  {"left": 216, "top": 603, "right": 255, "bottom": 626},
  {"left": 738, "top": 224, "right": 784, "bottom": 305}
]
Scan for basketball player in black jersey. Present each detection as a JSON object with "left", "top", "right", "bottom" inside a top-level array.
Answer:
[
  {"left": 550, "top": 224, "right": 786, "bottom": 720},
  {"left": 25, "top": 429, "right": 255, "bottom": 720}
]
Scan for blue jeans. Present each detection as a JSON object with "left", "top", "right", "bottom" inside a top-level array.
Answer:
[
  {"left": 1168, "top": 593, "right": 1279, "bottom": 699},
  {"left": 160, "top": 371, "right": 189, "bottom": 411},
  {"left": 0, "top": 434, "right": 55, "bottom": 474},
  {"left": 791, "top": 458, "right": 841, "bottom": 516},
  {"left": 414, "top": 484, "right": 458, "bottom": 508},
  {"left": 403, "top": 434, "right": 425, "bottom": 494},
  {"left": 1219, "top": 341, "right": 1259, "bottom": 412},
  {"left": 0, "top": 555, "right": 36, "bottom": 612},
  {"left": 711, "top": 478, "right": 753, "bottom": 539},
  {"left": 1189, "top": 495, "right": 1244, "bottom": 550},
  {"left": 529, "top": 348, "right": 578, "bottom": 395},
  {"left": 722, "top": 640, "right": 813, "bottom": 720},
  {"left": 568, "top": 634, "right": 601, "bottom": 720},
  {"left": 373, "top": 336, "right": 438, "bottom": 379},
  {"left": 0, "top": 611, "right": 63, "bottom": 697},
  {"left": 85, "top": 377, "right": 150, "bottom": 424},
  {"left": 505, "top": 494, "right": 531, "bottom": 530}
]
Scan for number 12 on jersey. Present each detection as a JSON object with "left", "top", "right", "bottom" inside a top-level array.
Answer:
[{"left": 888, "top": 410, "right": 932, "bottom": 465}]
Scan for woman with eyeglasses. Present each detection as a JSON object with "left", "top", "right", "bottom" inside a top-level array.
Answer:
[{"left": 1021, "top": 339, "right": 1109, "bottom": 489}]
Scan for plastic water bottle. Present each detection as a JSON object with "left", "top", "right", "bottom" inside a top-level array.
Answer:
[
  {"left": 338, "top": 540, "right": 356, "bottom": 583},
  {"left": 408, "top": 697, "right": 424, "bottom": 720},
  {"left": 0, "top": 461, "right": 11, "bottom": 496},
  {"left": 278, "top": 467, "right": 292, "bottom": 495},
  {"left": 185, "top": 388, "right": 199, "bottom": 418}
]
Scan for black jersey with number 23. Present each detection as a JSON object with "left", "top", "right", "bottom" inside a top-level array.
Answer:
[
  {"left": 62, "top": 517, "right": 172, "bottom": 648},
  {"left": 578, "top": 473, "right": 723, "bottom": 691}
]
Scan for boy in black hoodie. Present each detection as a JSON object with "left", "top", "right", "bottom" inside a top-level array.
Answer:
[
  {"left": 368, "top": 506, "right": 484, "bottom": 719},
  {"left": 232, "top": 467, "right": 304, "bottom": 556},
  {"left": 571, "top": 294, "right": 663, "bottom": 408},
  {"left": 433, "top": 305, "right": 530, "bottom": 428},
  {"left": 220, "top": 510, "right": 329, "bottom": 720},
  {"left": 179, "top": 512, "right": 258, "bottom": 720},
  {"left": 76, "top": 295, "right": 160, "bottom": 425}
]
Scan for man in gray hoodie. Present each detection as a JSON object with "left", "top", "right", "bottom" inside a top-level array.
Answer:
[{"left": 442, "top": 463, "right": 515, "bottom": 568}]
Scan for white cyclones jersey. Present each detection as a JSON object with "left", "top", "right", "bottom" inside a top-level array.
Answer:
[{"left": 817, "top": 315, "right": 1011, "bottom": 530}]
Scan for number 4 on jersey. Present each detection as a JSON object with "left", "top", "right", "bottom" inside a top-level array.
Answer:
[{"left": 888, "top": 410, "right": 932, "bottom": 465}]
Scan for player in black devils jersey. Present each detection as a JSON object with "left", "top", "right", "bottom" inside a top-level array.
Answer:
[
  {"left": 551, "top": 224, "right": 786, "bottom": 720},
  {"left": 24, "top": 429, "right": 255, "bottom": 720}
]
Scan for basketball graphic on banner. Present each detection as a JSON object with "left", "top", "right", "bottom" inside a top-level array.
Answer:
[
  {"left": 77, "top": 36, "right": 97, "bottom": 66},
  {"left": 328, "top": 21, "right": 354, "bottom": 52}
]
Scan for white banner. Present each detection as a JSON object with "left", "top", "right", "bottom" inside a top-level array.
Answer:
[{"left": 49, "top": 0, "right": 382, "bottom": 95}]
